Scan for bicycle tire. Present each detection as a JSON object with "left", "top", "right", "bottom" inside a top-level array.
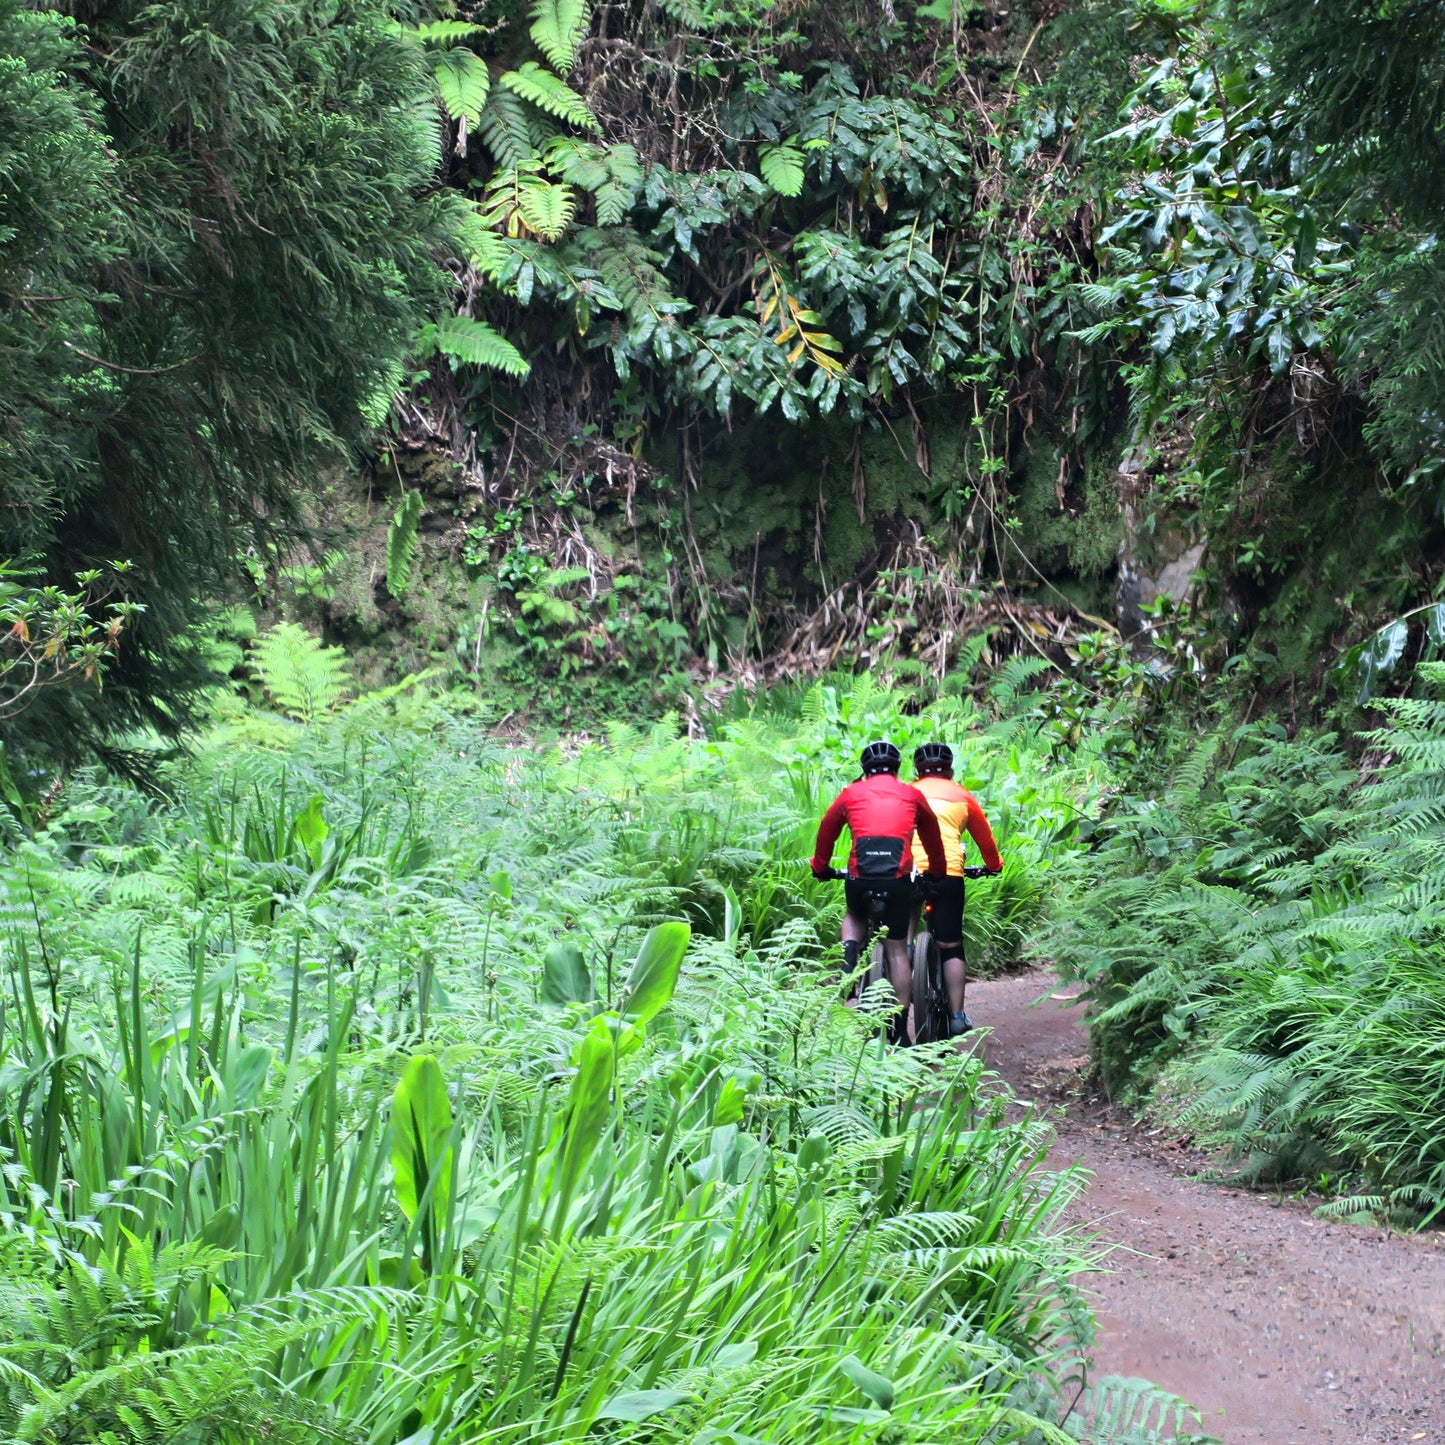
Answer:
[
  {"left": 862, "top": 942, "right": 888, "bottom": 1001},
  {"left": 910, "top": 931, "right": 946, "bottom": 1044}
]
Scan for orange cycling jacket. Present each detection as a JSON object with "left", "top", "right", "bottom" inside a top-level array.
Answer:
[
  {"left": 909, "top": 775, "right": 1003, "bottom": 876},
  {"left": 811, "top": 772, "right": 947, "bottom": 878}
]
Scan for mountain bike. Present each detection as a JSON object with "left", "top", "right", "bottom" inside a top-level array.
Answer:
[
  {"left": 826, "top": 866, "right": 992, "bottom": 1043},
  {"left": 907, "top": 866, "right": 993, "bottom": 1043}
]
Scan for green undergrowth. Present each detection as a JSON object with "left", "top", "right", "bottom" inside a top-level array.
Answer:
[
  {"left": 0, "top": 675, "right": 1215, "bottom": 1442},
  {"left": 1047, "top": 668, "right": 1445, "bottom": 1226}
]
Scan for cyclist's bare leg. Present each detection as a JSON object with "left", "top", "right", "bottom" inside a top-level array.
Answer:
[
  {"left": 844, "top": 908, "right": 910, "bottom": 1043},
  {"left": 842, "top": 911, "right": 906, "bottom": 985}
]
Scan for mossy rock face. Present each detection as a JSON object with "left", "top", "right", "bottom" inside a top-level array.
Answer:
[
  {"left": 641, "top": 410, "right": 940, "bottom": 599},
  {"left": 1010, "top": 441, "right": 1123, "bottom": 585},
  {"left": 267, "top": 406, "right": 1148, "bottom": 709}
]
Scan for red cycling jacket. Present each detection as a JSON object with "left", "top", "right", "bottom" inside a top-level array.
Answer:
[{"left": 810, "top": 772, "right": 947, "bottom": 878}]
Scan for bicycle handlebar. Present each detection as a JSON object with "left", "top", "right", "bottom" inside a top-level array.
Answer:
[{"left": 815, "top": 866, "right": 998, "bottom": 881}]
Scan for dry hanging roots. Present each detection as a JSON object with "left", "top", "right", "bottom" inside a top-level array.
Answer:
[{"left": 764, "top": 525, "right": 1091, "bottom": 685}]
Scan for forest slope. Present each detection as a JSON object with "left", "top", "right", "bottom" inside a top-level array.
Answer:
[{"left": 0, "top": 672, "right": 1221, "bottom": 1443}]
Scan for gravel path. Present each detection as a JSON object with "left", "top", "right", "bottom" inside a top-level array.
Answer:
[{"left": 966, "top": 968, "right": 1445, "bottom": 1444}]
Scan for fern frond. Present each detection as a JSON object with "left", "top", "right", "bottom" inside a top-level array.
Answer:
[
  {"left": 987, "top": 654, "right": 1052, "bottom": 707},
  {"left": 547, "top": 138, "right": 642, "bottom": 225},
  {"left": 500, "top": 63, "right": 599, "bottom": 131},
  {"left": 425, "top": 315, "right": 530, "bottom": 375},
  {"left": 433, "top": 47, "right": 491, "bottom": 125},
  {"left": 413, "top": 19, "right": 489, "bottom": 41},
  {"left": 1066, "top": 1375, "right": 1209, "bottom": 1443},
  {"left": 528, "top": 0, "right": 590, "bottom": 73},
  {"left": 578, "top": 227, "right": 674, "bottom": 318},
  {"left": 477, "top": 86, "right": 540, "bottom": 169},
  {"left": 250, "top": 623, "right": 351, "bottom": 723},
  {"left": 386, "top": 490, "right": 425, "bottom": 599},
  {"left": 517, "top": 177, "right": 577, "bottom": 240},
  {"left": 759, "top": 140, "right": 805, "bottom": 197}
]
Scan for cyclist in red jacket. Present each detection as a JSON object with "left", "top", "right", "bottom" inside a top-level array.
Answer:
[{"left": 811, "top": 740, "right": 947, "bottom": 1044}]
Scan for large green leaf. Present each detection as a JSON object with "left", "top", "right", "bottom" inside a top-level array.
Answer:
[
  {"left": 1425, "top": 603, "right": 1445, "bottom": 648},
  {"left": 595, "top": 1389, "right": 691, "bottom": 1423},
  {"left": 620, "top": 921, "right": 690, "bottom": 1023},
  {"left": 542, "top": 940, "right": 594, "bottom": 1007},
  {"left": 227, "top": 1044, "right": 272, "bottom": 1108},
  {"left": 1355, "top": 618, "right": 1409, "bottom": 705},
  {"left": 552, "top": 1014, "right": 614, "bottom": 1220},
  {"left": 289, "top": 793, "right": 327, "bottom": 868},
  {"left": 391, "top": 1054, "right": 454, "bottom": 1225},
  {"left": 839, "top": 1354, "right": 895, "bottom": 1411}
]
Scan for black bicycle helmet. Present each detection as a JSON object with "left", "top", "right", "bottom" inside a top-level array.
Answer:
[
  {"left": 859, "top": 740, "right": 902, "bottom": 775},
  {"left": 914, "top": 742, "right": 953, "bottom": 776}
]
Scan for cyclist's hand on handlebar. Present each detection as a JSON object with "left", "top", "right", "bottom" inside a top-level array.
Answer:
[
  {"left": 963, "top": 866, "right": 994, "bottom": 879},
  {"left": 810, "top": 862, "right": 832, "bottom": 881},
  {"left": 923, "top": 870, "right": 946, "bottom": 884}
]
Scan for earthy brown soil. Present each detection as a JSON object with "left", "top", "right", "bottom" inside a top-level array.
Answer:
[{"left": 966, "top": 967, "right": 1445, "bottom": 1445}]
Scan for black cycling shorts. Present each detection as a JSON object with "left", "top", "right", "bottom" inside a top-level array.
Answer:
[
  {"left": 924, "top": 876, "right": 965, "bottom": 945},
  {"left": 844, "top": 876, "right": 916, "bottom": 940}
]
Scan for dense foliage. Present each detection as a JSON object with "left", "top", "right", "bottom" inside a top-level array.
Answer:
[
  {"left": 313, "top": 0, "right": 1445, "bottom": 715},
  {"left": 0, "top": 0, "right": 459, "bottom": 750},
  {"left": 1048, "top": 668, "right": 1445, "bottom": 1224},
  {"left": 0, "top": 671, "right": 1221, "bottom": 1442}
]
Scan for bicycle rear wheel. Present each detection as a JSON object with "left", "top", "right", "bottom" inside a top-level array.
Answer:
[
  {"left": 910, "top": 932, "right": 947, "bottom": 1044},
  {"left": 862, "top": 941, "right": 888, "bottom": 1002}
]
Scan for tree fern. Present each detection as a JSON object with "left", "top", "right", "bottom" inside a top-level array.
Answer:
[
  {"left": 500, "top": 63, "right": 598, "bottom": 132},
  {"left": 386, "top": 490, "right": 425, "bottom": 599},
  {"left": 433, "top": 47, "right": 491, "bottom": 125},
  {"left": 528, "top": 0, "right": 590, "bottom": 74},
  {"left": 250, "top": 622, "right": 351, "bottom": 723},
  {"left": 476, "top": 86, "right": 539, "bottom": 169}
]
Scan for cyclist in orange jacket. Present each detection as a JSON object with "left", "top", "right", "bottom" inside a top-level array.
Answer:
[{"left": 910, "top": 743, "right": 1002, "bottom": 1035}]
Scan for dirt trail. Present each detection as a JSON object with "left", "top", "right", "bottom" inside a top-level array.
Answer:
[{"left": 965, "top": 968, "right": 1445, "bottom": 1444}]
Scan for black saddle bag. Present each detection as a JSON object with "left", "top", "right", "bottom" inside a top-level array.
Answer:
[{"left": 853, "top": 836, "right": 905, "bottom": 879}]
